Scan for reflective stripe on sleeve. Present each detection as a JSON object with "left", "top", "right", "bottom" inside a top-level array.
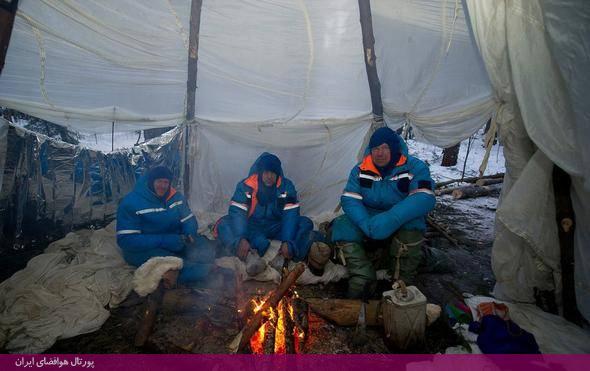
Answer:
[
  {"left": 169, "top": 200, "right": 183, "bottom": 209},
  {"left": 180, "top": 213, "right": 195, "bottom": 223},
  {"left": 409, "top": 188, "right": 435, "bottom": 196},
  {"left": 230, "top": 201, "right": 248, "bottom": 211},
  {"left": 117, "top": 229, "right": 141, "bottom": 235},
  {"left": 342, "top": 192, "right": 363, "bottom": 200},
  {"left": 283, "top": 203, "right": 300, "bottom": 211},
  {"left": 136, "top": 207, "right": 166, "bottom": 215}
]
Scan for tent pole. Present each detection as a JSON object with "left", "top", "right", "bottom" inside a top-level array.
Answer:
[
  {"left": 111, "top": 121, "right": 114, "bottom": 152},
  {"left": 358, "top": 0, "right": 384, "bottom": 127},
  {"left": 183, "top": 0, "right": 203, "bottom": 198},
  {"left": 552, "top": 165, "right": 584, "bottom": 325},
  {"left": 0, "top": 0, "right": 19, "bottom": 76}
]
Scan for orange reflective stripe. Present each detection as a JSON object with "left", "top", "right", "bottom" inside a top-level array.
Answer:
[
  {"left": 166, "top": 187, "right": 177, "bottom": 202},
  {"left": 244, "top": 174, "right": 259, "bottom": 217},
  {"left": 395, "top": 154, "right": 407, "bottom": 166},
  {"left": 359, "top": 155, "right": 381, "bottom": 176},
  {"left": 277, "top": 176, "right": 282, "bottom": 187},
  {"left": 360, "top": 154, "right": 407, "bottom": 174}
]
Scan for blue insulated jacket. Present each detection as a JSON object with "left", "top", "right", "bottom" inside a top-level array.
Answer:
[
  {"left": 341, "top": 137, "right": 435, "bottom": 239},
  {"left": 226, "top": 153, "right": 301, "bottom": 257},
  {"left": 116, "top": 175, "right": 198, "bottom": 253}
]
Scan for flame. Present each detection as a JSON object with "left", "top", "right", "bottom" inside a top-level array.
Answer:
[
  {"left": 248, "top": 296, "right": 302, "bottom": 354},
  {"left": 274, "top": 300, "right": 286, "bottom": 354}
]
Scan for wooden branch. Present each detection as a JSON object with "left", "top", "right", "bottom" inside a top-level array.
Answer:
[
  {"left": 475, "top": 177, "right": 504, "bottom": 187},
  {"left": 305, "top": 298, "right": 382, "bottom": 327},
  {"left": 452, "top": 185, "right": 498, "bottom": 200},
  {"left": 233, "top": 263, "right": 306, "bottom": 352},
  {"left": 263, "top": 311, "right": 277, "bottom": 354},
  {"left": 283, "top": 299, "right": 295, "bottom": 354},
  {"left": 426, "top": 217, "right": 459, "bottom": 247},
  {"left": 435, "top": 173, "right": 504, "bottom": 188},
  {"left": 292, "top": 297, "right": 309, "bottom": 350},
  {"left": 134, "top": 281, "right": 165, "bottom": 347}
]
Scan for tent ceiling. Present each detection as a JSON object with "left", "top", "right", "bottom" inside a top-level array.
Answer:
[{"left": 0, "top": 0, "right": 493, "bottom": 147}]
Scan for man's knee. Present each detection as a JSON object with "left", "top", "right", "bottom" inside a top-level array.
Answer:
[
  {"left": 389, "top": 229, "right": 424, "bottom": 282},
  {"left": 330, "top": 214, "right": 364, "bottom": 243}
]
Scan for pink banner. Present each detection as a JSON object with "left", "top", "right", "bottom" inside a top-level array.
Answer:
[{"left": 1, "top": 354, "right": 588, "bottom": 371}]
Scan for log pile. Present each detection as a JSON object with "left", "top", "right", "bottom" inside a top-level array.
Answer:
[{"left": 229, "top": 263, "right": 308, "bottom": 354}]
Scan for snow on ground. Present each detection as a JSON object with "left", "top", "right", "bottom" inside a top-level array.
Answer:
[
  {"left": 77, "top": 130, "right": 143, "bottom": 153},
  {"left": 407, "top": 128, "right": 505, "bottom": 183}
]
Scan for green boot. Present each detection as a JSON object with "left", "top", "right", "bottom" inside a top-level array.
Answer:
[
  {"left": 389, "top": 229, "right": 425, "bottom": 284},
  {"left": 339, "top": 242, "right": 377, "bottom": 299}
]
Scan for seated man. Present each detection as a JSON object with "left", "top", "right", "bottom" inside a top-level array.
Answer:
[
  {"left": 331, "top": 127, "right": 436, "bottom": 298},
  {"left": 215, "top": 152, "right": 319, "bottom": 275},
  {"left": 116, "top": 166, "right": 215, "bottom": 284}
]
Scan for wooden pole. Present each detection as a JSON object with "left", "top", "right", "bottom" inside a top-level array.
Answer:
[
  {"left": 358, "top": 0, "right": 383, "bottom": 124},
  {"left": 183, "top": 0, "right": 203, "bottom": 198},
  {"left": 552, "top": 165, "right": 584, "bottom": 325}
]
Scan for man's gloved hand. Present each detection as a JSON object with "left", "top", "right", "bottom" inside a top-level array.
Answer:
[
  {"left": 182, "top": 234, "right": 195, "bottom": 248},
  {"left": 237, "top": 238, "right": 251, "bottom": 261}
]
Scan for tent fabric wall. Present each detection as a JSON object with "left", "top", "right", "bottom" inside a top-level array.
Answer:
[
  {"left": 372, "top": 0, "right": 495, "bottom": 147},
  {"left": 0, "top": 0, "right": 191, "bottom": 132},
  {"left": 465, "top": 0, "right": 590, "bottom": 320}
]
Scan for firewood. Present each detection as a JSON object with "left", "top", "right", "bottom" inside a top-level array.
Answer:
[
  {"left": 305, "top": 298, "right": 382, "bottom": 327},
  {"left": 435, "top": 173, "right": 504, "bottom": 188},
  {"left": 230, "top": 263, "right": 306, "bottom": 353},
  {"left": 475, "top": 177, "right": 504, "bottom": 187},
  {"left": 292, "top": 297, "right": 309, "bottom": 347},
  {"left": 452, "top": 185, "right": 499, "bottom": 199},
  {"left": 263, "top": 310, "right": 277, "bottom": 354},
  {"left": 134, "top": 281, "right": 165, "bottom": 347},
  {"left": 283, "top": 299, "right": 295, "bottom": 354}
]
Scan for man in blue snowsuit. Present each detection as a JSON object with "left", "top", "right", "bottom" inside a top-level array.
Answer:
[
  {"left": 331, "top": 127, "right": 436, "bottom": 298},
  {"left": 215, "top": 153, "right": 319, "bottom": 274},
  {"left": 116, "top": 166, "right": 215, "bottom": 284}
]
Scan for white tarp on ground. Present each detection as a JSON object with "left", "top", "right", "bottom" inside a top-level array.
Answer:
[
  {"left": 0, "top": 222, "right": 134, "bottom": 353},
  {"left": 465, "top": 0, "right": 590, "bottom": 321}
]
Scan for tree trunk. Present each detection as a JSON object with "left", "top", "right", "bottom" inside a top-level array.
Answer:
[{"left": 441, "top": 143, "right": 460, "bottom": 167}]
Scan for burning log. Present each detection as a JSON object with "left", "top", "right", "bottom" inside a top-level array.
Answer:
[
  {"left": 229, "top": 263, "right": 306, "bottom": 353},
  {"left": 263, "top": 308, "right": 278, "bottom": 354},
  {"left": 282, "top": 300, "right": 295, "bottom": 354},
  {"left": 292, "top": 297, "right": 309, "bottom": 348}
]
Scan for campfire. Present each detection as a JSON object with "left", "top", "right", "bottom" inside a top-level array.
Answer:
[
  {"left": 249, "top": 293, "right": 307, "bottom": 354},
  {"left": 230, "top": 263, "right": 309, "bottom": 354}
]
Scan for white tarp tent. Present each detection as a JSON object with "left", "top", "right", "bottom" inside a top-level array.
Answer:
[{"left": 0, "top": 0, "right": 588, "bottom": 322}]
